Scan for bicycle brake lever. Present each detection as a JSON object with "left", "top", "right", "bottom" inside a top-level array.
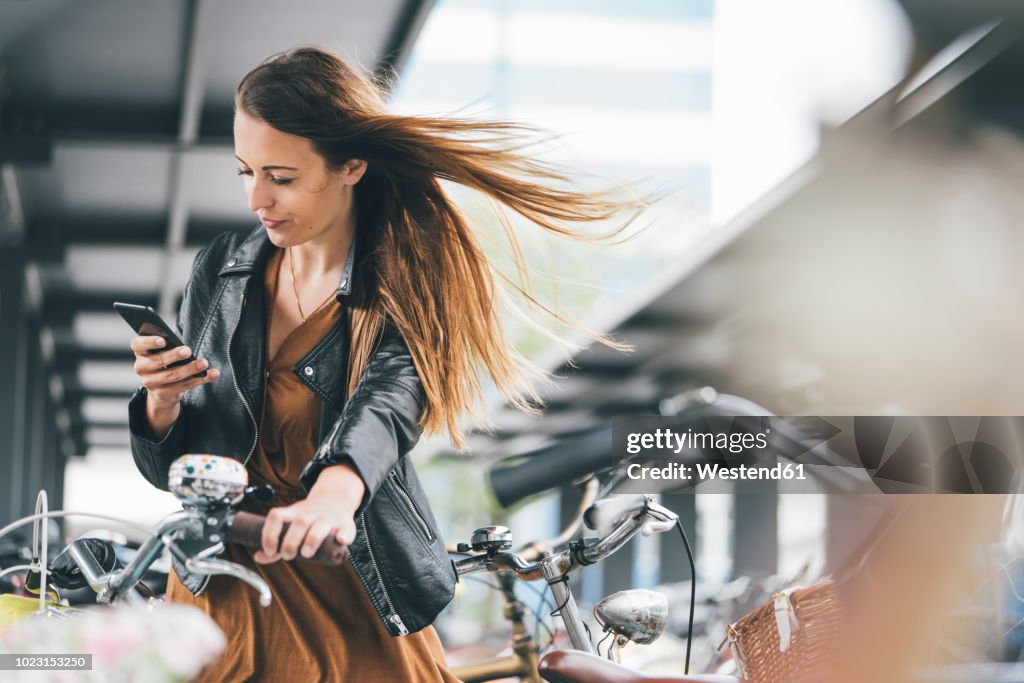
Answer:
[
  {"left": 185, "top": 556, "right": 272, "bottom": 607},
  {"left": 244, "top": 485, "right": 275, "bottom": 504},
  {"left": 644, "top": 501, "right": 678, "bottom": 523},
  {"left": 640, "top": 501, "right": 678, "bottom": 536},
  {"left": 641, "top": 519, "right": 678, "bottom": 536}
]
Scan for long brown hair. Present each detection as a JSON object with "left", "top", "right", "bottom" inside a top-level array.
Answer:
[{"left": 236, "top": 47, "right": 648, "bottom": 447}]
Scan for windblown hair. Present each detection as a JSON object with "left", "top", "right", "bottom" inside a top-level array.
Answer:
[{"left": 236, "top": 46, "right": 647, "bottom": 447}]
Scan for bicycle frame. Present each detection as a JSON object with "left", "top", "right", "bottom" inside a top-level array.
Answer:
[{"left": 451, "top": 572, "right": 542, "bottom": 683}]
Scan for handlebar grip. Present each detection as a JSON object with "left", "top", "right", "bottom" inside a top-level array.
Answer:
[
  {"left": 227, "top": 511, "right": 349, "bottom": 566},
  {"left": 488, "top": 428, "right": 614, "bottom": 507}
]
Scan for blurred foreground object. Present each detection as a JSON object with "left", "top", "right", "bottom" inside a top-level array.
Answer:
[
  {"left": 0, "top": 603, "right": 225, "bottom": 682},
  {"left": 706, "top": 2, "right": 1024, "bottom": 415}
]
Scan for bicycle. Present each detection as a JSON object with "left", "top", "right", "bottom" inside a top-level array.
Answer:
[
  {"left": 0, "top": 453, "right": 346, "bottom": 679},
  {"left": 449, "top": 491, "right": 721, "bottom": 681}
]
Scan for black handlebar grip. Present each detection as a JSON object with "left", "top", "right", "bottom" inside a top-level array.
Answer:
[
  {"left": 227, "top": 511, "right": 349, "bottom": 566},
  {"left": 488, "top": 427, "right": 614, "bottom": 507}
]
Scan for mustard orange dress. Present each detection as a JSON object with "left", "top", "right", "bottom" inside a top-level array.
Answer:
[{"left": 167, "top": 248, "right": 460, "bottom": 682}]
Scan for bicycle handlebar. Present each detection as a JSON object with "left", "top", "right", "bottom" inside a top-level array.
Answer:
[
  {"left": 226, "top": 511, "right": 348, "bottom": 566},
  {"left": 578, "top": 496, "right": 677, "bottom": 566},
  {"left": 455, "top": 495, "right": 677, "bottom": 580},
  {"left": 71, "top": 508, "right": 348, "bottom": 606},
  {"left": 487, "top": 428, "right": 613, "bottom": 507},
  {"left": 583, "top": 495, "right": 649, "bottom": 532}
]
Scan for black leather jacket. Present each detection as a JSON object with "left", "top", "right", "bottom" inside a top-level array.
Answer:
[{"left": 127, "top": 226, "right": 457, "bottom": 636}]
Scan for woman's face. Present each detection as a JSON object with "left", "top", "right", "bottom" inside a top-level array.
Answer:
[{"left": 233, "top": 110, "right": 365, "bottom": 248}]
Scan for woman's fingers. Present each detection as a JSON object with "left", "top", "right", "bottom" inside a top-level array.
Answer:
[
  {"left": 140, "top": 357, "right": 207, "bottom": 388},
  {"left": 129, "top": 335, "right": 166, "bottom": 355},
  {"left": 130, "top": 334, "right": 218, "bottom": 405},
  {"left": 255, "top": 504, "right": 352, "bottom": 563},
  {"left": 259, "top": 508, "right": 319, "bottom": 561},
  {"left": 146, "top": 368, "right": 219, "bottom": 404},
  {"left": 260, "top": 507, "right": 292, "bottom": 561},
  {"left": 334, "top": 518, "right": 356, "bottom": 546},
  {"left": 279, "top": 514, "right": 316, "bottom": 561},
  {"left": 129, "top": 335, "right": 196, "bottom": 375},
  {"left": 135, "top": 344, "right": 194, "bottom": 374},
  {"left": 299, "top": 521, "right": 335, "bottom": 558}
]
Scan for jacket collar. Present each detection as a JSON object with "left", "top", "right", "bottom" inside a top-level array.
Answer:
[{"left": 219, "top": 224, "right": 357, "bottom": 299}]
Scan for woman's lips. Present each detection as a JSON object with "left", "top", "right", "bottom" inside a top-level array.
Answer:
[{"left": 261, "top": 218, "right": 288, "bottom": 229}]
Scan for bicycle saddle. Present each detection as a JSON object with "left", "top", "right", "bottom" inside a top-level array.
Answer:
[{"left": 539, "top": 650, "right": 743, "bottom": 683}]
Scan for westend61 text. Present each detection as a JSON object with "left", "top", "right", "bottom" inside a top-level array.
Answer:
[{"left": 626, "top": 462, "right": 807, "bottom": 481}]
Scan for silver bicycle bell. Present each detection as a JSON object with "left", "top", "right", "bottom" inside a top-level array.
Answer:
[
  {"left": 469, "top": 526, "right": 513, "bottom": 553},
  {"left": 168, "top": 454, "right": 249, "bottom": 506}
]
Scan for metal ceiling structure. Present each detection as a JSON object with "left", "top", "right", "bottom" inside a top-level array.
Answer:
[{"left": 0, "top": 0, "right": 433, "bottom": 463}]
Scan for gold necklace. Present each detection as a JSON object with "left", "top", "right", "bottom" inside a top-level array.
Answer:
[
  {"left": 287, "top": 248, "right": 336, "bottom": 323},
  {"left": 288, "top": 247, "right": 308, "bottom": 322}
]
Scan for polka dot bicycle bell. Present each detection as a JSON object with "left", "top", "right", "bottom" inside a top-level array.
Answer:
[{"left": 168, "top": 454, "right": 249, "bottom": 506}]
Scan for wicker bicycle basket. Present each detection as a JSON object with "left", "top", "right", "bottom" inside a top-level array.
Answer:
[{"left": 722, "top": 579, "right": 843, "bottom": 683}]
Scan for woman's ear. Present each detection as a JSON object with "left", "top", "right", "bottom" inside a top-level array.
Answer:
[{"left": 339, "top": 159, "right": 368, "bottom": 186}]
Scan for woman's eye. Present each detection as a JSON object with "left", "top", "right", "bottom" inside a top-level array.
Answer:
[{"left": 235, "top": 169, "right": 292, "bottom": 186}]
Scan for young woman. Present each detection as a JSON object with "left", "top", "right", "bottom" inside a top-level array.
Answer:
[{"left": 128, "top": 46, "right": 643, "bottom": 681}]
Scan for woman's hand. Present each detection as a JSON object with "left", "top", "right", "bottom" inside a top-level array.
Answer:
[
  {"left": 130, "top": 335, "right": 219, "bottom": 438},
  {"left": 255, "top": 463, "right": 367, "bottom": 564}
]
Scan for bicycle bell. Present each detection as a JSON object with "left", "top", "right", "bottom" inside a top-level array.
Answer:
[
  {"left": 594, "top": 588, "right": 668, "bottom": 645},
  {"left": 469, "top": 526, "right": 513, "bottom": 553},
  {"left": 168, "top": 454, "right": 249, "bottom": 506}
]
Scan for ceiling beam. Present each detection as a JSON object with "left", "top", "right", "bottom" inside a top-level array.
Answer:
[
  {"left": 43, "top": 292, "right": 159, "bottom": 321},
  {"left": 0, "top": 134, "right": 52, "bottom": 164},
  {"left": 25, "top": 216, "right": 252, "bottom": 261},
  {"left": 58, "top": 374, "right": 135, "bottom": 399},
  {"left": 62, "top": 387, "right": 133, "bottom": 402},
  {"left": 70, "top": 415, "right": 128, "bottom": 430},
  {"left": 157, "top": 0, "right": 216, "bottom": 319},
  {"left": 377, "top": 0, "right": 436, "bottom": 83},
  {"left": 3, "top": 101, "right": 180, "bottom": 142},
  {"left": 51, "top": 348, "right": 134, "bottom": 373}
]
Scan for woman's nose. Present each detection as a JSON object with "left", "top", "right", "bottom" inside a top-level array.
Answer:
[{"left": 247, "top": 180, "right": 274, "bottom": 212}]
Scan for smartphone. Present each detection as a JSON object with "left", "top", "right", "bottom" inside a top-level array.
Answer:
[{"left": 113, "top": 302, "right": 207, "bottom": 378}]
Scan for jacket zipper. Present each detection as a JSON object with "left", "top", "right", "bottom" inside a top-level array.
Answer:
[
  {"left": 228, "top": 294, "right": 259, "bottom": 466},
  {"left": 195, "top": 292, "right": 257, "bottom": 599},
  {"left": 360, "top": 511, "right": 409, "bottom": 636},
  {"left": 388, "top": 471, "right": 434, "bottom": 542}
]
